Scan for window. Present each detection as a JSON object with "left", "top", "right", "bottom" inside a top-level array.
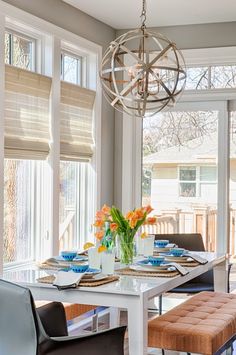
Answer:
[
  {"left": 4, "top": 160, "right": 33, "bottom": 263},
  {"left": 185, "top": 67, "right": 209, "bottom": 90},
  {"left": 200, "top": 166, "right": 217, "bottom": 182},
  {"left": 5, "top": 30, "right": 35, "bottom": 71},
  {"left": 0, "top": 13, "right": 99, "bottom": 271},
  {"left": 59, "top": 55, "right": 95, "bottom": 251},
  {"left": 4, "top": 160, "right": 48, "bottom": 264},
  {"left": 59, "top": 161, "right": 95, "bottom": 251},
  {"left": 179, "top": 167, "right": 196, "bottom": 197},
  {"left": 61, "top": 52, "right": 82, "bottom": 85},
  {"left": 183, "top": 65, "right": 236, "bottom": 90},
  {"left": 179, "top": 166, "right": 217, "bottom": 198},
  {"left": 211, "top": 65, "right": 236, "bottom": 89},
  {"left": 142, "top": 107, "right": 219, "bottom": 251}
]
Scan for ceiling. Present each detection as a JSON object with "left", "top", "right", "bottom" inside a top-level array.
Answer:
[{"left": 63, "top": 0, "right": 236, "bottom": 30}]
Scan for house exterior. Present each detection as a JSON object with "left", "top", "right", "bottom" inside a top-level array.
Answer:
[
  {"left": 143, "top": 131, "right": 236, "bottom": 251},
  {"left": 145, "top": 133, "right": 213, "bottom": 212},
  {"left": 144, "top": 131, "right": 236, "bottom": 213}
]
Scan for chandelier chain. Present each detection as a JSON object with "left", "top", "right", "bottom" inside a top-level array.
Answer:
[{"left": 140, "top": 0, "right": 147, "bottom": 29}]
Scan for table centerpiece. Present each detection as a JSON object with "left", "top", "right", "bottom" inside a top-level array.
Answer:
[{"left": 94, "top": 204, "right": 157, "bottom": 265}]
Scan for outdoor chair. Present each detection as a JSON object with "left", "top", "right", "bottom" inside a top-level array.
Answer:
[{"left": 0, "top": 279, "right": 126, "bottom": 355}]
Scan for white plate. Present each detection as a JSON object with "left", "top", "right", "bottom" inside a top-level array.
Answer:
[
  {"left": 165, "top": 255, "right": 192, "bottom": 262},
  {"left": 137, "top": 260, "right": 171, "bottom": 270},
  {"left": 130, "top": 264, "right": 176, "bottom": 273},
  {"left": 55, "top": 255, "right": 88, "bottom": 262},
  {"left": 81, "top": 273, "right": 108, "bottom": 282}
]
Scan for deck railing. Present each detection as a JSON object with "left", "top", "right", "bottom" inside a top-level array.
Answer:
[
  {"left": 59, "top": 210, "right": 76, "bottom": 251},
  {"left": 143, "top": 206, "right": 236, "bottom": 255}
]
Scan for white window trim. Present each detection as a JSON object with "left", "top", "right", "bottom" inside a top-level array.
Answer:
[{"left": 0, "top": 1, "right": 102, "bottom": 274}]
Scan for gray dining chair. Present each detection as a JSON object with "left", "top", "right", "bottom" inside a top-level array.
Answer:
[
  {"left": 0, "top": 279, "right": 126, "bottom": 355},
  {"left": 154, "top": 233, "right": 231, "bottom": 314}
]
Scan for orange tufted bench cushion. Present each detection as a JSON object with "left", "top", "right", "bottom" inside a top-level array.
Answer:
[{"left": 148, "top": 291, "right": 236, "bottom": 355}]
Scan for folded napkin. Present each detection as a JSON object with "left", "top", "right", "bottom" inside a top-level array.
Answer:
[
  {"left": 53, "top": 271, "right": 84, "bottom": 290},
  {"left": 164, "top": 262, "right": 189, "bottom": 276},
  {"left": 187, "top": 253, "right": 208, "bottom": 265}
]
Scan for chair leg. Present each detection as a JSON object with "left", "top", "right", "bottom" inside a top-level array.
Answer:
[
  {"left": 226, "top": 344, "right": 233, "bottom": 355},
  {"left": 91, "top": 311, "right": 98, "bottom": 332},
  {"left": 159, "top": 295, "right": 163, "bottom": 315}
]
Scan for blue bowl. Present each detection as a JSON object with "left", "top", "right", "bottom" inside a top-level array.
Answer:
[
  {"left": 148, "top": 256, "right": 165, "bottom": 266},
  {"left": 60, "top": 251, "right": 77, "bottom": 261},
  {"left": 70, "top": 264, "right": 89, "bottom": 273},
  {"left": 154, "top": 240, "right": 169, "bottom": 248},
  {"left": 170, "top": 248, "right": 185, "bottom": 257}
]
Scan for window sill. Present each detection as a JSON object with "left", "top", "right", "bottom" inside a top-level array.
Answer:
[{"left": 3, "top": 260, "right": 36, "bottom": 272}]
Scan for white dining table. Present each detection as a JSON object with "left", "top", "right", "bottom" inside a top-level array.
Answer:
[{"left": 3, "top": 252, "right": 228, "bottom": 355}]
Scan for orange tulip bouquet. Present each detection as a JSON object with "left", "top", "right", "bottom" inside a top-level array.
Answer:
[{"left": 94, "top": 204, "right": 156, "bottom": 264}]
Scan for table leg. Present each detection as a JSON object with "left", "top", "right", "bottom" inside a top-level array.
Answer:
[
  {"left": 127, "top": 295, "right": 148, "bottom": 355},
  {"left": 213, "top": 258, "right": 228, "bottom": 292},
  {"left": 109, "top": 307, "right": 120, "bottom": 327}
]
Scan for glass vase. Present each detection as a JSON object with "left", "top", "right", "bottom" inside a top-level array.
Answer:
[{"left": 119, "top": 234, "right": 135, "bottom": 265}]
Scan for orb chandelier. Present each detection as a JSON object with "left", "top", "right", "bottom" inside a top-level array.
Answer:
[{"left": 100, "top": 0, "right": 186, "bottom": 118}]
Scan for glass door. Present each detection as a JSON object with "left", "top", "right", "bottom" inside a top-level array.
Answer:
[{"left": 142, "top": 102, "right": 226, "bottom": 251}]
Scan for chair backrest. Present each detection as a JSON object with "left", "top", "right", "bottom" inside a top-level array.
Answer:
[
  {"left": 0, "top": 279, "right": 39, "bottom": 355},
  {"left": 154, "top": 233, "right": 206, "bottom": 251}
]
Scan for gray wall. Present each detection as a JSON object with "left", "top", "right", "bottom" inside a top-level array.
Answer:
[
  {"left": 2, "top": 0, "right": 116, "bottom": 207},
  {"left": 116, "top": 22, "right": 236, "bottom": 49}
]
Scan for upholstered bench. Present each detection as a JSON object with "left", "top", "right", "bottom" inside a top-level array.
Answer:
[{"left": 148, "top": 291, "right": 236, "bottom": 355}]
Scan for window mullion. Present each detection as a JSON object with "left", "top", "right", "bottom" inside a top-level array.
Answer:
[
  {"left": 48, "top": 36, "right": 61, "bottom": 257},
  {"left": 9, "top": 32, "right": 12, "bottom": 65},
  {"left": 0, "top": 15, "right": 5, "bottom": 276},
  {"left": 197, "top": 166, "right": 200, "bottom": 198},
  {"left": 217, "top": 103, "right": 230, "bottom": 254}
]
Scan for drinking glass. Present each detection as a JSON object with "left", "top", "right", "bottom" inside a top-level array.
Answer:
[
  {"left": 101, "top": 250, "right": 115, "bottom": 275},
  {"left": 136, "top": 235, "right": 144, "bottom": 256},
  {"left": 143, "top": 235, "right": 155, "bottom": 257},
  {"left": 88, "top": 247, "right": 101, "bottom": 269}
]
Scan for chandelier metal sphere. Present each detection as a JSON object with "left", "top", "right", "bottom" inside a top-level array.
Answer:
[{"left": 100, "top": 1, "right": 186, "bottom": 118}]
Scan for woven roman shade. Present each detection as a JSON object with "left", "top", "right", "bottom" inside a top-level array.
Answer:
[
  {"left": 5, "top": 65, "right": 52, "bottom": 160},
  {"left": 60, "top": 81, "right": 95, "bottom": 161}
]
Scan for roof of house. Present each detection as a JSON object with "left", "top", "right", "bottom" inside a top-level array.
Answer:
[{"left": 144, "top": 132, "right": 236, "bottom": 165}]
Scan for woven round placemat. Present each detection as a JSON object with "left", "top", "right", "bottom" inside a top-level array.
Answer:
[
  {"left": 37, "top": 275, "right": 119, "bottom": 287},
  {"left": 116, "top": 267, "right": 179, "bottom": 278},
  {"left": 179, "top": 261, "right": 199, "bottom": 267}
]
